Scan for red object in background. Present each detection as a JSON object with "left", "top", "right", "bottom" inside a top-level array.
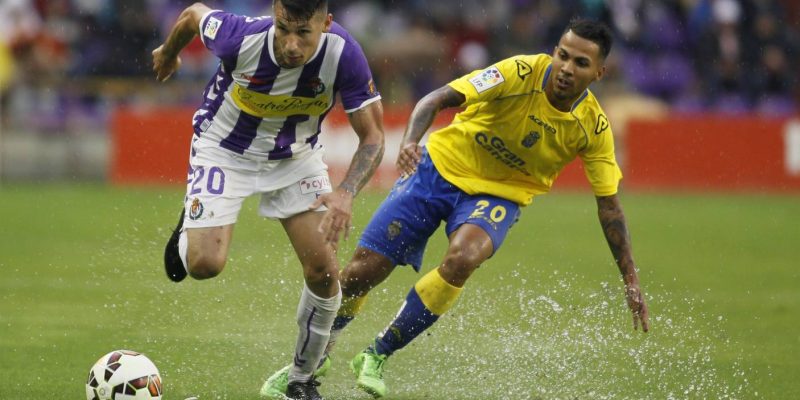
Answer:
[
  {"left": 109, "top": 105, "right": 458, "bottom": 187},
  {"left": 110, "top": 106, "right": 800, "bottom": 192},
  {"left": 625, "top": 117, "right": 800, "bottom": 191},
  {"left": 110, "top": 107, "right": 194, "bottom": 185}
]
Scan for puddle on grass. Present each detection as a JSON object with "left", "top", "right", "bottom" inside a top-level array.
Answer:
[{"left": 391, "top": 267, "right": 755, "bottom": 400}]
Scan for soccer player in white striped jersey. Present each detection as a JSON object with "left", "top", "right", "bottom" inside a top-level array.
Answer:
[{"left": 152, "top": 1, "right": 384, "bottom": 399}]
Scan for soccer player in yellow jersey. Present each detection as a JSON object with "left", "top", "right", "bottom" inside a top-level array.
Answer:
[{"left": 262, "top": 18, "right": 650, "bottom": 399}]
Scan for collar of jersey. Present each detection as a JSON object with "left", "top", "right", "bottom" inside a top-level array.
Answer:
[{"left": 542, "top": 63, "right": 589, "bottom": 112}]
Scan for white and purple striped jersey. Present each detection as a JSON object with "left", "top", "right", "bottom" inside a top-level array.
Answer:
[{"left": 192, "top": 10, "right": 381, "bottom": 160}]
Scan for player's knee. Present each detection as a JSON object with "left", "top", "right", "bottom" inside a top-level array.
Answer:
[
  {"left": 187, "top": 254, "right": 226, "bottom": 280},
  {"left": 445, "top": 245, "right": 485, "bottom": 269},
  {"left": 303, "top": 263, "right": 339, "bottom": 287},
  {"left": 440, "top": 246, "right": 485, "bottom": 285}
]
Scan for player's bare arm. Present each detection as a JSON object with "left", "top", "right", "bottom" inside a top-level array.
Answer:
[
  {"left": 311, "top": 100, "right": 385, "bottom": 246},
  {"left": 152, "top": 3, "right": 211, "bottom": 82},
  {"left": 341, "top": 101, "right": 386, "bottom": 196},
  {"left": 596, "top": 194, "right": 650, "bottom": 332},
  {"left": 397, "top": 86, "right": 466, "bottom": 175}
]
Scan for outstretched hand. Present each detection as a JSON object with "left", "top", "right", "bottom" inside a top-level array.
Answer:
[
  {"left": 625, "top": 283, "right": 650, "bottom": 332},
  {"left": 309, "top": 188, "right": 355, "bottom": 250},
  {"left": 396, "top": 142, "right": 423, "bottom": 177},
  {"left": 152, "top": 45, "right": 182, "bottom": 82}
]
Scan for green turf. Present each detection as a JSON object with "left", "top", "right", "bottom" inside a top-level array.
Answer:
[{"left": 0, "top": 184, "right": 797, "bottom": 399}]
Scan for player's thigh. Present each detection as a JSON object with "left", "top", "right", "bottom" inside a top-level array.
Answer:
[
  {"left": 280, "top": 210, "right": 338, "bottom": 277},
  {"left": 445, "top": 194, "right": 521, "bottom": 257},
  {"left": 183, "top": 147, "right": 254, "bottom": 228},
  {"left": 258, "top": 173, "right": 333, "bottom": 219},
  {"left": 357, "top": 174, "right": 452, "bottom": 271},
  {"left": 185, "top": 224, "right": 234, "bottom": 268},
  {"left": 438, "top": 224, "right": 494, "bottom": 286},
  {"left": 182, "top": 147, "right": 254, "bottom": 262}
]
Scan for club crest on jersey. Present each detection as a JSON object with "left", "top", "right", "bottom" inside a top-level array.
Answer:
[
  {"left": 469, "top": 67, "right": 505, "bottom": 93},
  {"left": 522, "top": 131, "right": 540, "bottom": 148},
  {"left": 297, "top": 77, "right": 326, "bottom": 97},
  {"left": 387, "top": 220, "right": 403, "bottom": 240},
  {"left": 189, "top": 198, "right": 204, "bottom": 220}
]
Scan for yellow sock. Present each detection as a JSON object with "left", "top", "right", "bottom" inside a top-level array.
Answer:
[
  {"left": 337, "top": 294, "right": 367, "bottom": 318},
  {"left": 414, "top": 267, "right": 463, "bottom": 316}
]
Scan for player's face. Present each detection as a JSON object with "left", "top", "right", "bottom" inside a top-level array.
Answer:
[
  {"left": 547, "top": 30, "right": 606, "bottom": 109},
  {"left": 272, "top": 1, "right": 332, "bottom": 68}
]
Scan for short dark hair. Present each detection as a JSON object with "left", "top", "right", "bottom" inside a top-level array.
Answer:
[
  {"left": 564, "top": 18, "right": 613, "bottom": 59},
  {"left": 275, "top": 0, "right": 327, "bottom": 21}
]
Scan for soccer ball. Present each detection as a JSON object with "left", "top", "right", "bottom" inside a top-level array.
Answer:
[{"left": 85, "top": 350, "right": 163, "bottom": 400}]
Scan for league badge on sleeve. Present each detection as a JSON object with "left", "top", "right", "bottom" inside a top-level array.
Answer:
[
  {"left": 204, "top": 16, "right": 222, "bottom": 40},
  {"left": 469, "top": 67, "right": 505, "bottom": 93}
]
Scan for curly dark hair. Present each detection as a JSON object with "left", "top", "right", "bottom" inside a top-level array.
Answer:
[
  {"left": 564, "top": 18, "right": 613, "bottom": 59},
  {"left": 275, "top": 0, "right": 328, "bottom": 22}
]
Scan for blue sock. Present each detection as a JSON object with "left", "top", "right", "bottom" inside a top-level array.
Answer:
[
  {"left": 372, "top": 287, "right": 439, "bottom": 356},
  {"left": 332, "top": 315, "right": 353, "bottom": 331}
]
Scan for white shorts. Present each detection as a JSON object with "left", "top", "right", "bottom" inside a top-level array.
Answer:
[{"left": 182, "top": 141, "right": 333, "bottom": 228}]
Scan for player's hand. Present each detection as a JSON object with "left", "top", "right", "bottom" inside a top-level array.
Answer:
[
  {"left": 309, "top": 188, "right": 354, "bottom": 249},
  {"left": 152, "top": 45, "right": 182, "bottom": 82},
  {"left": 396, "top": 142, "right": 422, "bottom": 177},
  {"left": 624, "top": 282, "right": 649, "bottom": 333}
]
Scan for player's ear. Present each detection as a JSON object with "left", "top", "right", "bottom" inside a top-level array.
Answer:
[
  {"left": 595, "top": 64, "right": 606, "bottom": 82},
  {"left": 323, "top": 13, "right": 333, "bottom": 32}
]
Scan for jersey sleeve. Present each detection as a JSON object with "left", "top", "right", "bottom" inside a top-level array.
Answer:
[
  {"left": 447, "top": 56, "right": 522, "bottom": 105},
  {"left": 579, "top": 114, "right": 622, "bottom": 196},
  {"left": 198, "top": 11, "right": 270, "bottom": 67},
  {"left": 335, "top": 36, "right": 381, "bottom": 112}
]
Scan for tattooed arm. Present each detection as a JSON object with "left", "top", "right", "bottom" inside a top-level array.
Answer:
[
  {"left": 340, "top": 100, "right": 386, "bottom": 196},
  {"left": 396, "top": 86, "right": 466, "bottom": 175},
  {"left": 597, "top": 194, "right": 650, "bottom": 332},
  {"left": 311, "top": 100, "right": 385, "bottom": 246}
]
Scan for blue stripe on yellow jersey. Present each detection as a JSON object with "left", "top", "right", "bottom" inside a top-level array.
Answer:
[{"left": 426, "top": 54, "right": 621, "bottom": 206}]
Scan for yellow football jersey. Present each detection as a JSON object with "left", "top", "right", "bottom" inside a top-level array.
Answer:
[{"left": 426, "top": 54, "right": 621, "bottom": 205}]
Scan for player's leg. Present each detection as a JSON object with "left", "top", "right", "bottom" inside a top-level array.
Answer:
[
  {"left": 370, "top": 224, "right": 491, "bottom": 353},
  {"left": 369, "top": 194, "right": 520, "bottom": 354},
  {"left": 332, "top": 152, "right": 452, "bottom": 360},
  {"left": 164, "top": 212, "right": 234, "bottom": 280},
  {"left": 258, "top": 165, "right": 343, "bottom": 399},
  {"left": 280, "top": 210, "right": 341, "bottom": 394},
  {"left": 261, "top": 243, "right": 394, "bottom": 398},
  {"left": 163, "top": 159, "right": 246, "bottom": 282},
  {"left": 353, "top": 194, "right": 520, "bottom": 397},
  {"left": 350, "top": 226, "right": 490, "bottom": 398},
  {"left": 325, "top": 247, "right": 395, "bottom": 356}
]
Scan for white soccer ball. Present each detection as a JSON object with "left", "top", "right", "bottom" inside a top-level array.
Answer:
[{"left": 85, "top": 350, "right": 163, "bottom": 400}]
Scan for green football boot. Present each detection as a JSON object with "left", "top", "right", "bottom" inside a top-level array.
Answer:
[
  {"left": 350, "top": 349, "right": 388, "bottom": 398},
  {"left": 260, "top": 356, "right": 331, "bottom": 399}
]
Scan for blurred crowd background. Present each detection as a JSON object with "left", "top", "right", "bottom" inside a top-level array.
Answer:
[{"left": 0, "top": 0, "right": 798, "bottom": 179}]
